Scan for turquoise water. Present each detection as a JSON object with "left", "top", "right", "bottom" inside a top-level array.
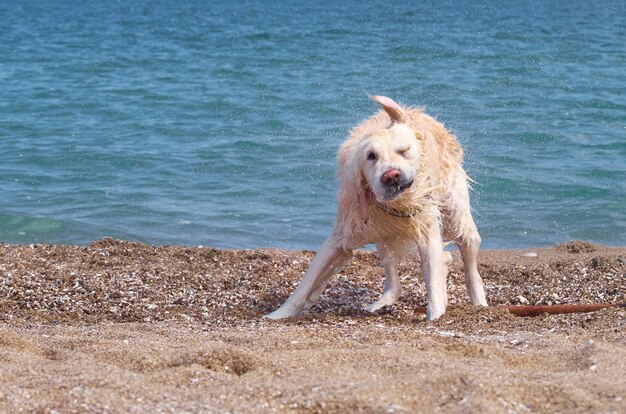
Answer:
[{"left": 1, "top": 1, "right": 624, "bottom": 249}]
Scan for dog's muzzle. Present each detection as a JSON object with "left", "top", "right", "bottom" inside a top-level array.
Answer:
[{"left": 380, "top": 169, "right": 414, "bottom": 200}]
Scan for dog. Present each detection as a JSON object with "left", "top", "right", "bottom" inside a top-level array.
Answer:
[{"left": 265, "top": 95, "right": 487, "bottom": 320}]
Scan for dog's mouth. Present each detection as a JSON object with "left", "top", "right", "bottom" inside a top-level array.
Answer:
[{"left": 381, "top": 179, "right": 414, "bottom": 201}]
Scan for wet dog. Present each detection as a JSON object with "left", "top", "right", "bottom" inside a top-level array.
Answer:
[{"left": 266, "top": 96, "right": 487, "bottom": 320}]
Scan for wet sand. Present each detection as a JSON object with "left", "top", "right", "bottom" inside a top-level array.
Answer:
[{"left": 1, "top": 239, "right": 624, "bottom": 413}]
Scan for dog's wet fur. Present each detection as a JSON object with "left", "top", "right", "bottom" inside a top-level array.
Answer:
[{"left": 266, "top": 96, "right": 487, "bottom": 320}]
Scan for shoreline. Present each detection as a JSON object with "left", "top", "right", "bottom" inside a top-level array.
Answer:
[{"left": 1, "top": 238, "right": 625, "bottom": 412}]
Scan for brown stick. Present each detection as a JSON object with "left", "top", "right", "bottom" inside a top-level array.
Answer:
[
  {"left": 502, "top": 303, "right": 624, "bottom": 317},
  {"left": 415, "top": 303, "right": 625, "bottom": 317}
]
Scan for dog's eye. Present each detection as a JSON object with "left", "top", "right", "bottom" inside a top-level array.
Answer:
[
  {"left": 397, "top": 147, "right": 410, "bottom": 157},
  {"left": 367, "top": 151, "right": 378, "bottom": 161}
]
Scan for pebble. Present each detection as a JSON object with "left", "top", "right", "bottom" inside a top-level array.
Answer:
[{"left": 521, "top": 252, "right": 538, "bottom": 257}]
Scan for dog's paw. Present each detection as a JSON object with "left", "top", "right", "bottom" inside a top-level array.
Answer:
[
  {"left": 363, "top": 295, "right": 397, "bottom": 313},
  {"left": 426, "top": 303, "right": 446, "bottom": 321},
  {"left": 363, "top": 302, "right": 385, "bottom": 313},
  {"left": 263, "top": 307, "right": 300, "bottom": 320}
]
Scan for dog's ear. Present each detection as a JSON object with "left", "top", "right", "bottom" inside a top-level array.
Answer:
[
  {"left": 371, "top": 95, "right": 407, "bottom": 123},
  {"left": 337, "top": 145, "right": 370, "bottom": 226}
]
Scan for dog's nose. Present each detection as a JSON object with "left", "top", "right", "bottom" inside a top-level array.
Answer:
[{"left": 381, "top": 169, "right": 402, "bottom": 185}]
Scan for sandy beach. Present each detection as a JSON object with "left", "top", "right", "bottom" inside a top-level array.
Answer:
[{"left": 0, "top": 239, "right": 624, "bottom": 413}]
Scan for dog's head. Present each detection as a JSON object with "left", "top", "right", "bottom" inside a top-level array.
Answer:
[
  {"left": 337, "top": 96, "right": 425, "bottom": 223},
  {"left": 360, "top": 121, "right": 419, "bottom": 203}
]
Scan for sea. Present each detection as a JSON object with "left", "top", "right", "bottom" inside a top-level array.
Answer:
[{"left": 1, "top": 0, "right": 624, "bottom": 250}]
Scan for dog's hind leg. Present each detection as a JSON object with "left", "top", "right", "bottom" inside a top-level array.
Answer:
[
  {"left": 364, "top": 243, "right": 401, "bottom": 312},
  {"left": 264, "top": 237, "right": 353, "bottom": 320},
  {"left": 456, "top": 222, "right": 487, "bottom": 306},
  {"left": 442, "top": 249, "right": 452, "bottom": 308},
  {"left": 447, "top": 172, "right": 488, "bottom": 306}
]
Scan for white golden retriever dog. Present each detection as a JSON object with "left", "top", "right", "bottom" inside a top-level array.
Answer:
[{"left": 266, "top": 96, "right": 487, "bottom": 320}]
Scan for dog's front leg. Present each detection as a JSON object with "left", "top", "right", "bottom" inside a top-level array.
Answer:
[
  {"left": 364, "top": 243, "right": 401, "bottom": 312},
  {"left": 418, "top": 215, "right": 448, "bottom": 320},
  {"left": 264, "top": 237, "right": 352, "bottom": 320}
]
